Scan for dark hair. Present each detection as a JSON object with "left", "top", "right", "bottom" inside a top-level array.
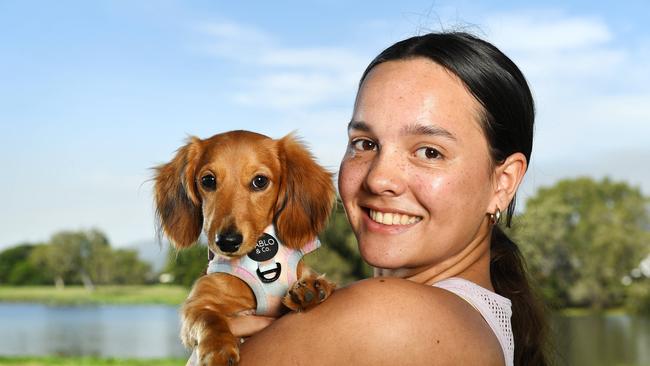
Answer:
[{"left": 359, "top": 32, "right": 550, "bottom": 365}]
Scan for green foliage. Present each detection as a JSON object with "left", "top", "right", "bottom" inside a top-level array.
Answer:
[
  {"left": 509, "top": 177, "right": 650, "bottom": 310},
  {"left": 306, "top": 202, "right": 372, "bottom": 285},
  {"left": 163, "top": 244, "right": 208, "bottom": 288},
  {"left": 0, "top": 229, "right": 152, "bottom": 287},
  {"left": 0, "top": 244, "right": 49, "bottom": 285},
  {"left": 110, "top": 249, "right": 153, "bottom": 284},
  {"left": 625, "top": 278, "right": 650, "bottom": 314},
  {"left": 27, "top": 229, "right": 112, "bottom": 287}
]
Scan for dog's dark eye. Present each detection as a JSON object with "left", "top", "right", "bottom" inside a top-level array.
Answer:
[
  {"left": 201, "top": 174, "right": 217, "bottom": 190},
  {"left": 251, "top": 175, "right": 269, "bottom": 191}
]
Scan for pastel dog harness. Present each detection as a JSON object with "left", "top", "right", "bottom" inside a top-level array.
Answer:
[{"left": 206, "top": 225, "right": 320, "bottom": 316}]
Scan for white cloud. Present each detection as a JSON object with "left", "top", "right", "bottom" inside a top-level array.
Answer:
[
  {"left": 199, "top": 21, "right": 273, "bottom": 59},
  {"left": 487, "top": 12, "right": 627, "bottom": 85},
  {"left": 261, "top": 47, "right": 366, "bottom": 70},
  {"left": 231, "top": 70, "right": 359, "bottom": 109},
  {"left": 487, "top": 12, "right": 613, "bottom": 52},
  {"left": 197, "top": 21, "right": 368, "bottom": 110}
]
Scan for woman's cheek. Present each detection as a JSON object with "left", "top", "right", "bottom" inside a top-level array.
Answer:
[
  {"left": 338, "top": 158, "right": 362, "bottom": 203},
  {"left": 412, "top": 172, "right": 446, "bottom": 200}
]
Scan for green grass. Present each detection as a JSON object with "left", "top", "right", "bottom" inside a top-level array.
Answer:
[
  {"left": 0, "top": 285, "right": 189, "bottom": 306},
  {"left": 0, "top": 356, "right": 185, "bottom": 366}
]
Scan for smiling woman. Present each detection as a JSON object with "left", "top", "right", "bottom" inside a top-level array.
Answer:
[
  {"left": 342, "top": 59, "right": 500, "bottom": 277},
  {"left": 233, "top": 32, "right": 550, "bottom": 366}
]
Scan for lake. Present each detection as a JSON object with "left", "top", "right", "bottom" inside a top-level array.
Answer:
[
  {"left": 0, "top": 303, "right": 188, "bottom": 358},
  {"left": 1, "top": 303, "right": 648, "bottom": 365}
]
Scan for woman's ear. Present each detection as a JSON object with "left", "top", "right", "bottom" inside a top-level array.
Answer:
[
  {"left": 154, "top": 137, "right": 204, "bottom": 248},
  {"left": 489, "top": 152, "right": 527, "bottom": 213},
  {"left": 274, "top": 134, "right": 336, "bottom": 248}
]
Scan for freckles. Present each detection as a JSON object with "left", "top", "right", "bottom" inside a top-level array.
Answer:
[
  {"left": 342, "top": 156, "right": 370, "bottom": 175},
  {"left": 339, "top": 160, "right": 365, "bottom": 193}
]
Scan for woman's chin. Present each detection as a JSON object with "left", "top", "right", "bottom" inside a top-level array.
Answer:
[{"left": 359, "top": 241, "right": 410, "bottom": 270}]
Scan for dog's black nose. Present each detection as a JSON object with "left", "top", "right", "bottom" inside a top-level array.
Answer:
[{"left": 216, "top": 231, "right": 243, "bottom": 253}]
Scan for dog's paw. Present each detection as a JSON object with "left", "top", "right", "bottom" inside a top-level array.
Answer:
[
  {"left": 197, "top": 341, "right": 240, "bottom": 366},
  {"left": 283, "top": 273, "right": 335, "bottom": 312}
]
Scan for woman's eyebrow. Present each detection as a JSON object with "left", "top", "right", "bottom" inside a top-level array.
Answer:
[
  {"left": 347, "top": 120, "right": 371, "bottom": 132},
  {"left": 400, "top": 123, "right": 457, "bottom": 140}
]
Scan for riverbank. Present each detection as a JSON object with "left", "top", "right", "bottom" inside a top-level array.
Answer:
[
  {"left": 0, "top": 356, "right": 185, "bottom": 366},
  {"left": 0, "top": 285, "right": 189, "bottom": 305}
]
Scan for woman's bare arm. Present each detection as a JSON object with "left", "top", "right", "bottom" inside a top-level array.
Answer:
[{"left": 238, "top": 277, "right": 503, "bottom": 365}]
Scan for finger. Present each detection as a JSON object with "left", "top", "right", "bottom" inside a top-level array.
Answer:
[{"left": 228, "top": 315, "right": 276, "bottom": 338}]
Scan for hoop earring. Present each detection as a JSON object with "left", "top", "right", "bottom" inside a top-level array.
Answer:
[{"left": 489, "top": 208, "right": 502, "bottom": 225}]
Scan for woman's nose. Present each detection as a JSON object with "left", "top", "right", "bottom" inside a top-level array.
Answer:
[{"left": 363, "top": 149, "right": 406, "bottom": 196}]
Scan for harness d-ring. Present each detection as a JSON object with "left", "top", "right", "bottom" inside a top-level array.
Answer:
[{"left": 256, "top": 263, "right": 282, "bottom": 283}]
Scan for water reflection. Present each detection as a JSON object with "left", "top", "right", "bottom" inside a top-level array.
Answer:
[
  {"left": 0, "top": 303, "right": 189, "bottom": 358},
  {"left": 552, "top": 313, "right": 650, "bottom": 366}
]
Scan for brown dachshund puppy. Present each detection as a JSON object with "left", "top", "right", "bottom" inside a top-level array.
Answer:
[{"left": 154, "top": 130, "right": 336, "bottom": 366}]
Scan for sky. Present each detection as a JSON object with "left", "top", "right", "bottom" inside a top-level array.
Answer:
[{"left": 1, "top": 0, "right": 649, "bottom": 249}]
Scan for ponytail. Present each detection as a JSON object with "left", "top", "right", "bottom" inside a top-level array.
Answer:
[{"left": 491, "top": 226, "right": 552, "bottom": 365}]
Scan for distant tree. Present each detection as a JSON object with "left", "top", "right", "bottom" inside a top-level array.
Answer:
[
  {"left": 29, "top": 237, "right": 77, "bottom": 288},
  {"left": 84, "top": 242, "right": 115, "bottom": 285},
  {"left": 111, "top": 249, "right": 153, "bottom": 284},
  {"left": 164, "top": 244, "right": 208, "bottom": 288},
  {"left": 0, "top": 243, "right": 49, "bottom": 285},
  {"left": 0, "top": 244, "right": 32, "bottom": 283},
  {"left": 47, "top": 229, "right": 111, "bottom": 289},
  {"left": 508, "top": 177, "right": 650, "bottom": 309},
  {"left": 626, "top": 278, "right": 650, "bottom": 314},
  {"left": 25, "top": 229, "right": 152, "bottom": 288}
]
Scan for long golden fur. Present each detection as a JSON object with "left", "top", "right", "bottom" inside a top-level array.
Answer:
[{"left": 154, "top": 130, "right": 336, "bottom": 366}]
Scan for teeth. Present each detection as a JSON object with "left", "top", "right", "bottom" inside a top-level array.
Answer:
[
  {"left": 369, "top": 209, "right": 421, "bottom": 226},
  {"left": 400, "top": 215, "right": 409, "bottom": 225}
]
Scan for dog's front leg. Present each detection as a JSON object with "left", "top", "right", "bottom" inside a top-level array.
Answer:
[{"left": 181, "top": 273, "right": 256, "bottom": 366}]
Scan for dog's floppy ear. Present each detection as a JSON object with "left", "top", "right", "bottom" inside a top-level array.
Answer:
[
  {"left": 154, "top": 137, "right": 204, "bottom": 248},
  {"left": 274, "top": 134, "right": 335, "bottom": 248}
]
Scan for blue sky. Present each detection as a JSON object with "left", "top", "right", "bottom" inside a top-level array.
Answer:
[{"left": 1, "top": 0, "right": 649, "bottom": 249}]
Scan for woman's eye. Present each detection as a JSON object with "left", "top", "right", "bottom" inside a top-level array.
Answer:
[
  {"left": 351, "top": 139, "right": 377, "bottom": 151},
  {"left": 251, "top": 175, "right": 269, "bottom": 191},
  {"left": 415, "top": 147, "right": 443, "bottom": 160},
  {"left": 201, "top": 174, "right": 217, "bottom": 190}
]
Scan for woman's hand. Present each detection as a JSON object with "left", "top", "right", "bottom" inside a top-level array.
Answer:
[{"left": 227, "top": 315, "right": 276, "bottom": 338}]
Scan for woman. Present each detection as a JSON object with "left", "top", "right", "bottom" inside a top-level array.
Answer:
[{"left": 233, "top": 32, "right": 549, "bottom": 366}]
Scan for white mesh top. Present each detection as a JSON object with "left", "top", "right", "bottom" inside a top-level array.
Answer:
[{"left": 433, "top": 277, "right": 514, "bottom": 366}]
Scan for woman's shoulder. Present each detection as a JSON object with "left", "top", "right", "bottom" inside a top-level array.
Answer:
[
  {"left": 337, "top": 278, "right": 504, "bottom": 363},
  {"left": 239, "top": 277, "right": 504, "bottom": 365}
]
